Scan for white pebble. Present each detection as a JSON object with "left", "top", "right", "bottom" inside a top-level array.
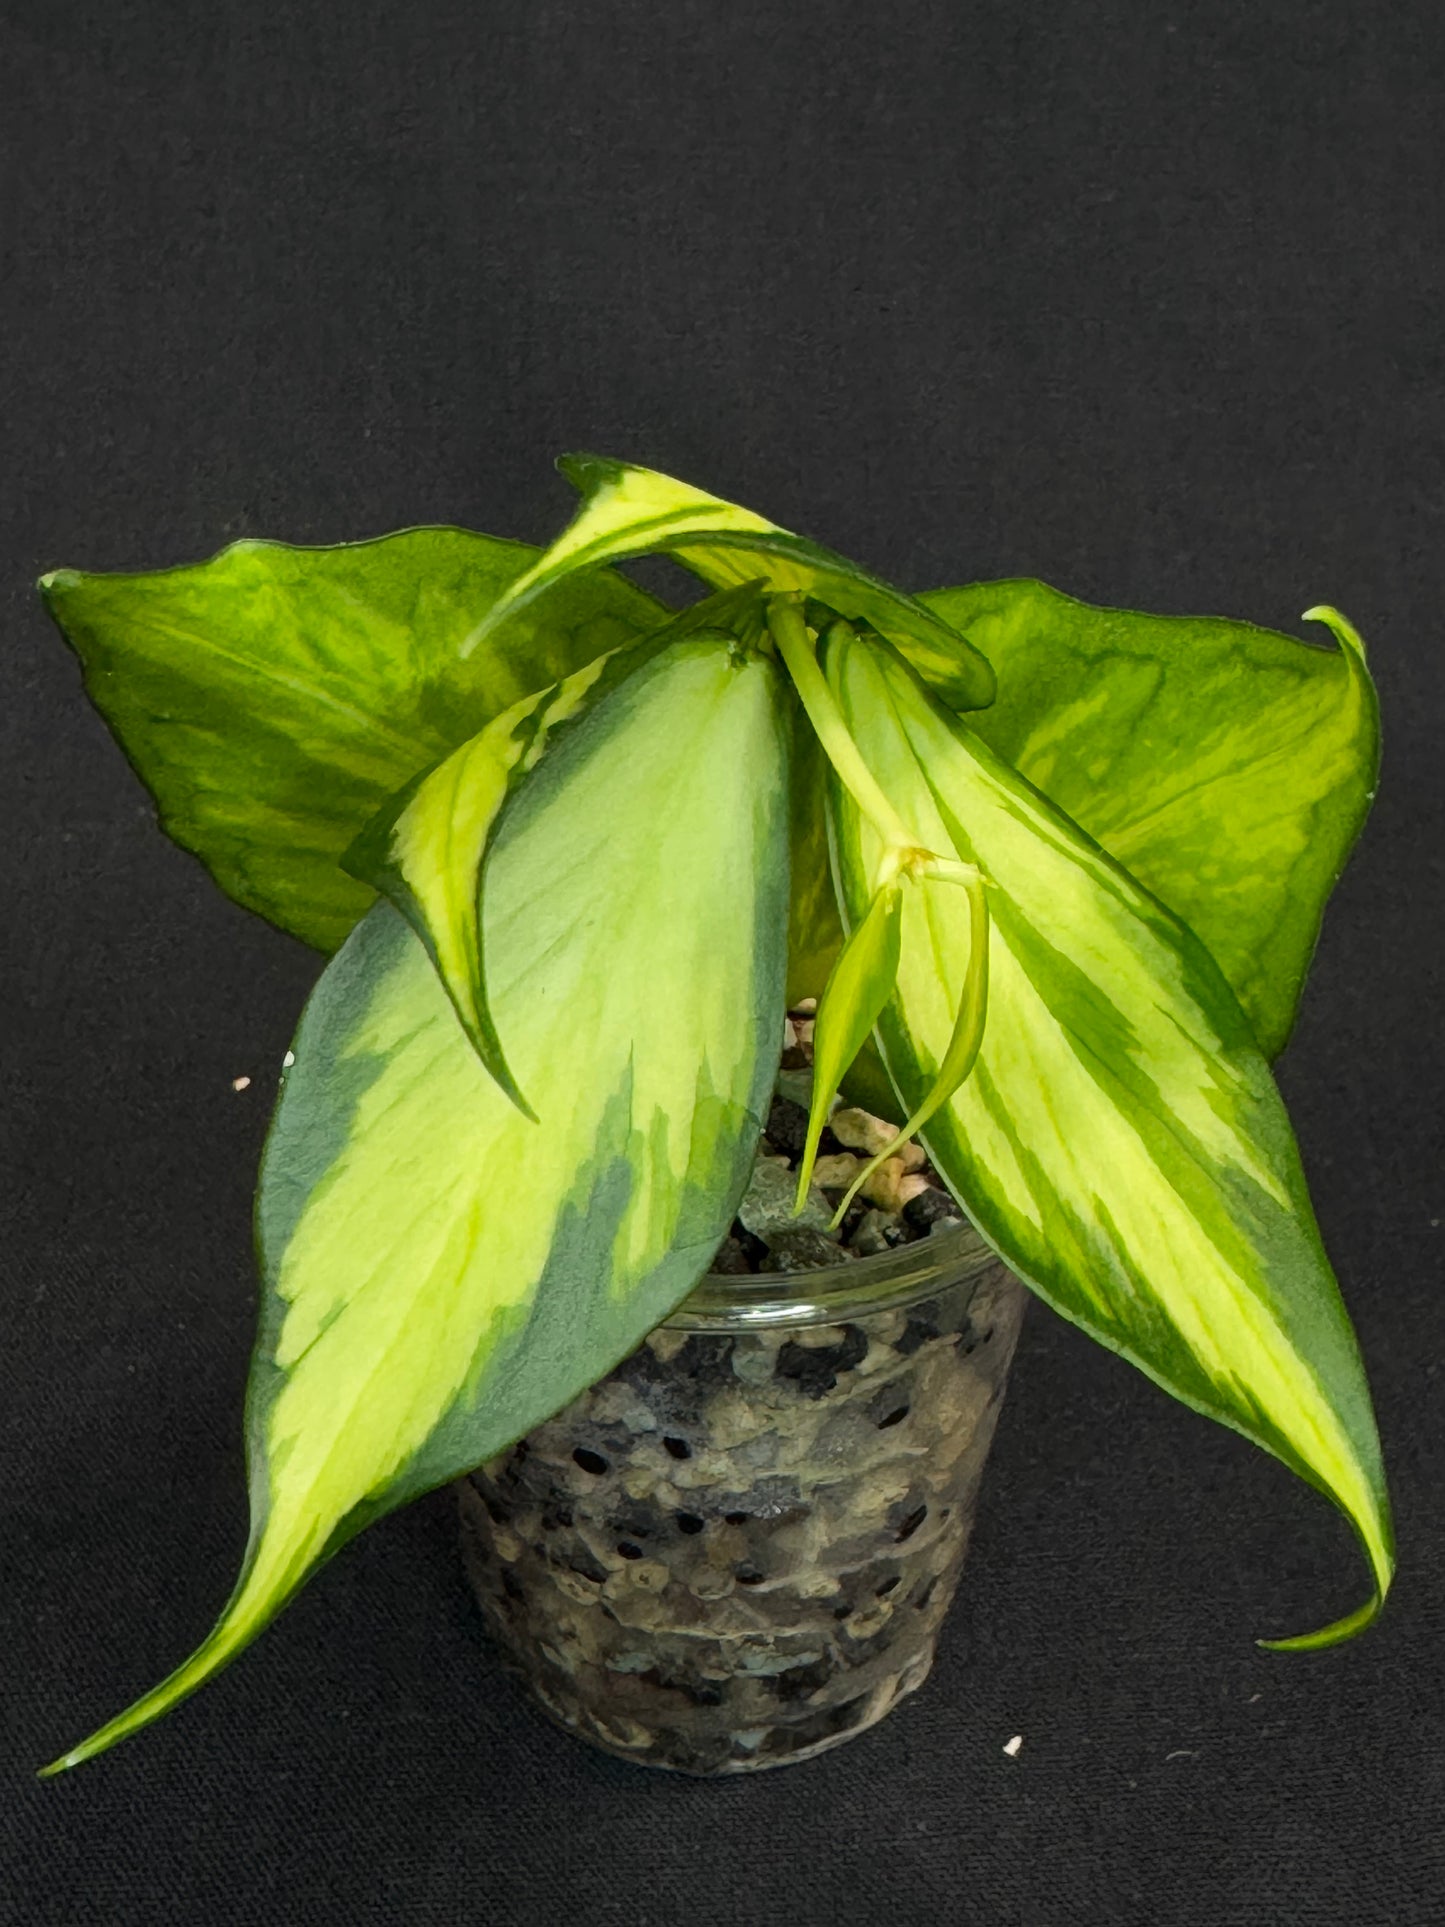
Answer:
[
  {"left": 231, "top": 1075, "right": 251, "bottom": 1092},
  {"left": 282, "top": 1050, "right": 295, "bottom": 1068},
  {"left": 1002, "top": 1734, "right": 1023, "bottom": 1757},
  {"left": 862, "top": 1159, "right": 932, "bottom": 1214},
  {"left": 830, "top": 1107, "right": 898, "bottom": 1155},
  {"left": 812, "top": 1152, "right": 865, "bottom": 1190}
]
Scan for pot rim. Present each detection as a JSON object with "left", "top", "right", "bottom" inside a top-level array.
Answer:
[{"left": 669, "top": 1216, "right": 1004, "bottom": 1331}]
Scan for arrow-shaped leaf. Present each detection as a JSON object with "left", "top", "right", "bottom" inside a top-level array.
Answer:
[
  {"left": 45, "top": 633, "right": 791, "bottom": 1773},
  {"left": 822, "top": 629, "right": 1392, "bottom": 1646},
  {"left": 41, "top": 528, "right": 669, "bottom": 952},
  {"left": 469, "top": 455, "right": 996, "bottom": 711},
  {"left": 918, "top": 580, "right": 1380, "bottom": 1057},
  {"left": 341, "top": 589, "right": 766, "bottom": 1113}
]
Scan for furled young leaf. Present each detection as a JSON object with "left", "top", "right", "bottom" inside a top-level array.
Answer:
[
  {"left": 44, "top": 636, "right": 791, "bottom": 1774},
  {"left": 918, "top": 581, "right": 1380, "bottom": 1058},
  {"left": 469, "top": 455, "right": 996, "bottom": 711},
  {"left": 343, "top": 586, "right": 768, "bottom": 1116},
  {"left": 796, "top": 879, "right": 903, "bottom": 1199},
  {"left": 823, "top": 631, "right": 1392, "bottom": 1646},
  {"left": 41, "top": 529, "right": 669, "bottom": 952}
]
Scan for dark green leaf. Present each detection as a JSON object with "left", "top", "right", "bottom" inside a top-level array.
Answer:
[
  {"left": 41, "top": 529, "right": 670, "bottom": 952},
  {"left": 919, "top": 581, "right": 1379, "bottom": 1056}
]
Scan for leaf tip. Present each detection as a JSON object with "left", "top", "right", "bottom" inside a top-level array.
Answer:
[
  {"left": 556, "top": 451, "right": 621, "bottom": 494},
  {"left": 1302, "top": 604, "right": 1368, "bottom": 665},
  {"left": 1255, "top": 1590, "right": 1384, "bottom": 1654},
  {"left": 37, "top": 568, "right": 79, "bottom": 598}
]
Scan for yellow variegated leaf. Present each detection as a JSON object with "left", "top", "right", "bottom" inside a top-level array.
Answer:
[
  {"left": 823, "top": 630, "right": 1392, "bottom": 1647},
  {"left": 343, "top": 588, "right": 768, "bottom": 1115},
  {"left": 45, "top": 635, "right": 791, "bottom": 1773},
  {"left": 468, "top": 455, "right": 996, "bottom": 711}
]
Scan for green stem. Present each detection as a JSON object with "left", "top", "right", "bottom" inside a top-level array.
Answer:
[{"left": 767, "top": 598, "right": 918, "bottom": 855}]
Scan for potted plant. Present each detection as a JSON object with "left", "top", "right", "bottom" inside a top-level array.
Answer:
[{"left": 38, "top": 456, "right": 1390, "bottom": 1777}]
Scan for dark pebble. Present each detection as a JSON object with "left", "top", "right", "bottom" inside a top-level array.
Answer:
[
  {"left": 707, "top": 1225, "right": 770, "bottom": 1276},
  {"left": 616, "top": 1541, "right": 644, "bottom": 1560},
  {"left": 572, "top": 1447, "right": 608, "bottom": 1475},
  {"left": 710, "top": 1235, "right": 755, "bottom": 1276},
  {"left": 774, "top": 1324, "right": 869, "bottom": 1397},
  {"left": 779, "top": 1045, "right": 811, "bottom": 1071},
  {"left": 894, "top": 1301, "right": 942, "bottom": 1356},
  {"left": 675, "top": 1512, "right": 706, "bottom": 1535},
  {"left": 766, "top": 1094, "right": 811, "bottom": 1158},
  {"left": 671, "top": 1334, "right": 737, "bottom": 1387},
  {"left": 838, "top": 1198, "right": 871, "bottom": 1244},
  {"left": 662, "top": 1435, "right": 691, "bottom": 1460},
  {"left": 903, "top": 1186, "right": 964, "bottom": 1233},
  {"left": 760, "top": 1227, "right": 846, "bottom": 1273}
]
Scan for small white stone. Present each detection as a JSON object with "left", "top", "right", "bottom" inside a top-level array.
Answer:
[
  {"left": 1002, "top": 1734, "right": 1023, "bottom": 1757},
  {"left": 646, "top": 1327, "right": 690, "bottom": 1364},
  {"left": 231, "top": 1075, "right": 251, "bottom": 1092},
  {"left": 830, "top": 1107, "right": 898, "bottom": 1155},
  {"left": 811, "top": 1152, "right": 865, "bottom": 1190},
  {"left": 282, "top": 1050, "right": 296, "bottom": 1068}
]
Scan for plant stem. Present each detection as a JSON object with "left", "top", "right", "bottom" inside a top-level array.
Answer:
[{"left": 766, "top": 598, "right": 918, "bottom": 856}]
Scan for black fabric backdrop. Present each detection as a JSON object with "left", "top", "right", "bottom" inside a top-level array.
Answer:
[{"left": 4, "top": 4, "right": 1442, "bottom": 1923}]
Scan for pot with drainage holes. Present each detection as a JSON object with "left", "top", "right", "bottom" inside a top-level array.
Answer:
[{"left": 456, "top": 1218, "right": 1027, "bottom": 1775}]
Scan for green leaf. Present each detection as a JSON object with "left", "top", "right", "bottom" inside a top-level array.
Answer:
[
  {"left": 828, "top": 860, "right": 991, "bottom": 1229},
  {"left": 43, "top": 635, "right": 792, "bottom": 1774},
  {"left": 784, "top": 705, "right": 846, "bottom": 1008},
  {"left": 822, "top": 630, "right": 1392, "bottom": 1647},
  {"left": 343, "top": 585, "right": 770, "bottom": 1116},
  {"left": 919, "top": 580, "right": 1380, "bottom": 1057},
  {"left": 40, "top": 528, "right": 670, "bottom": 953},
  {"left": 470, "top": 455, "right": 996, "bottom": 711},
  {"left": 796, "top": 879, "right": 903, "bottom": 1199}
]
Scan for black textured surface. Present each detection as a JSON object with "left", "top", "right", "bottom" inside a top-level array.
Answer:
[{"left": 4, "top": 5, "right": 1442, "bottom": 1922}]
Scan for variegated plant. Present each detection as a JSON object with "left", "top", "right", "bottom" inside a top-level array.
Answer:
[{"left": 39, "top": 457, "right": 1389, "bottom": 1775}]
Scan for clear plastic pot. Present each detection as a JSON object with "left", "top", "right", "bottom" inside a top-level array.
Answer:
[{"left": 457, "top": 1219, "right": 1027, "bottom": 1774}]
